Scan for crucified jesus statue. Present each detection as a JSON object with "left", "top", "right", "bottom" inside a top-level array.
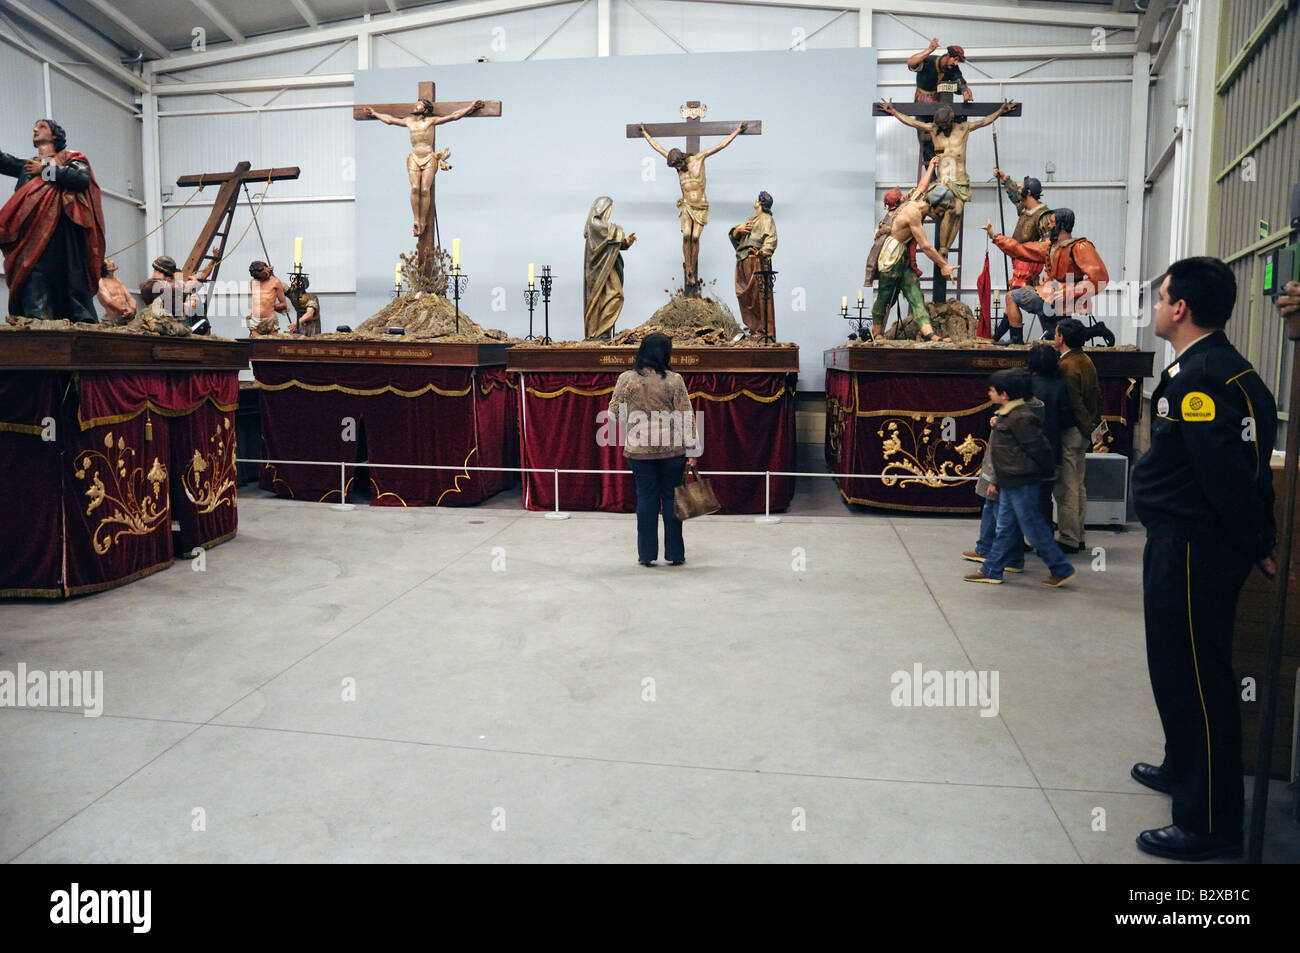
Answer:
[
  {"left": 639, "top": 121, "right": 746, "bottom": 292},
  {"left": 364, "top": 98, "right": 485, "bottom": 237},
  {"left": 879, "top": 98, "right": 1016, "bottom": 256}
]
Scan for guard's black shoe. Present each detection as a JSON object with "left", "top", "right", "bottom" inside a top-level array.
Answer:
[
  {"left": 1131, "top": 762, "right": 1172, "bottom": 794},
  {"left": 1136, "top": 824, "right": 1242, "bottom": 861}
]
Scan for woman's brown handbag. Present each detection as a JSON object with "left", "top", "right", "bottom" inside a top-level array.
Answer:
[{"left": 673, "top": 462, "right": 721, "bottom": 520}]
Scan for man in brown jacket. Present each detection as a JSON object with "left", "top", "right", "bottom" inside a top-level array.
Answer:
[{"left": 1053, "top": 317, "right": 1101, "bottom": 552}]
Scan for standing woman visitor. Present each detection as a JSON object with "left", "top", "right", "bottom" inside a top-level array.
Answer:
[{"left": 608, "top": 332, "right": 699, "bottom": 566}]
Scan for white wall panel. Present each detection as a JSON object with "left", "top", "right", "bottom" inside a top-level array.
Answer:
[
  {"left": 875, "top": 77, "right": 1128, "bottom": 187},
  {"left": 50, "top": 75, "right": 143, "bottom": 197},
  {"left": 166, "top": 41, "right": 358, "bottom": 83},
  {"left": 159, "top": 113, "right": 261, "bottom": 189},
  {"left": 871, "top": 13, "right": 1131, "bottom": 49},
  {"left": 370, "top": 3, "right": 595, "bottom": 67},
  {"left": 614, "top": 0, "right": 858, "bottom": 55},
  {"left": 0, "top": 45, "right": 48, "bottom": 149}
]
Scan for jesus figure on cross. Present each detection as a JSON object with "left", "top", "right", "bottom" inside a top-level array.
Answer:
[
  {"left": 639, "top": 121, "right": 746, "bottom": 292},
  {"left": 363, "top": 97, "right": 485, "bottom": 237}
]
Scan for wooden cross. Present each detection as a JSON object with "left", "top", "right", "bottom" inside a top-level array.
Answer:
[
  {"left": 354, "top": 80, "right": 502, "bottom": 255},
  {"left": 175, "top": 160, "right": 300, "bottom": 290},
  {"left": 624, "top": 101, "right": 761, "bottom": 154},
  {"left": 869, "top": 102, "right": 1022, "bottom": 120},
  {"left": 872, "top": 100, "right": 1022, "bottom": 303}
]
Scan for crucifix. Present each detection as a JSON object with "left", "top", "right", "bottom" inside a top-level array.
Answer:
[
  {"left": 354, "top": 80, "right": 502, "bottom": 260},
  {"left": 873, "top": 98, "right": 1021, "bottom": 302},
  {"left": 175, "top": 160, "right": 301, "bottom": 310},
  {"left": 628, "top": 102, "right": 761, "bottom": 297}
]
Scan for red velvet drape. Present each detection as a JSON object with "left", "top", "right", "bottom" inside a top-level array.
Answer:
[
  {"left": 1, "top": 368, "right": 239, "bottom": 598},
  {"left": 826, "top": 368, "right": 1140, "bottom": 512},
  {"left": 63, "top": 408, "right": 173, "bottom": 595},
  {"left": 517, "top": 370, "right": 796, "bottom": 513},
  {"left": 253, "top": 361, "right": 516, "bottom": 505},
  {"left": 0, "top": 373, "right": 63, "bottom": 597}
]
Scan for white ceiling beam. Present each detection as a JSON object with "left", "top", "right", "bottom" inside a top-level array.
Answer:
[
  {"left": 154, "top": 73, "right": 353, "bottom": 95},
  {"left": 879, "top": 43, "right": 1137, "bottom": 62},
  {"left": 154, "top": 0, "right": 574, "bottom": 73},
  {"left": 189, "top": 0, "right": 246, "bottom": 44},
  {"left": 81, "top": 0, "right": 171, "bottom": 59},
  {"left": 707, "top": 0, "right": 1138, "bottom": 30},
  {"left": 288, "top": 0, "right": 321, "bottom": 30},
  {"left": 1135, "top": 0, "right": 1170, "bottom": 48},
  {"left": 1, "top": 0, "right": 149, "bottom": 91}
]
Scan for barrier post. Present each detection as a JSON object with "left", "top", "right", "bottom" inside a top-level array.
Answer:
[
  {"left": 331, "top": 462, "right": 356, "bottom": 512},
  {"left": 544, "top": 467, "right": 570, "bottom": 520},
  {"left": 755, "top": 470, "right": 781, "bottom": 525}
]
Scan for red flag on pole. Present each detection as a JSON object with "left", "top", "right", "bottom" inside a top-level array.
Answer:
[{"left": 976, "top": 249, "right": 992, "bottom": 339}]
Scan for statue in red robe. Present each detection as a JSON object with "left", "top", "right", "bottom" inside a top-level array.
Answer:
[{"left": 0, "top": 119, "right": 106, "bottom": 322}]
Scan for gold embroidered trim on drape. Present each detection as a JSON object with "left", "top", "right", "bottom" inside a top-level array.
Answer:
[
  {"left": 181, "top": 417, "right": 237, "bottom": 515},
  {"left": 79, "top": 395, "right": 239, "bottom": 430},
  {"left": 0, "top": 585, "right": 63, "bottom": 599},
  {"left": 63, "top": 557, "right": 172, "bottom": 597},
  {"left": 262, "top": 462, "right": 295, "bottom": 499},
  {"left": 834, "top": 483, "right": 980, "bottom": 513},
  {"left": 371, "top": 486, "right": 408, "bottom": 506},
  {"left": 526, "top": 384, "right": 615, "bottom": 398},
  {"left": 877, "top": 416, "right": 985, "bottom": 490},
  {"left": 258, "top": 379, "right": 471, "bottom": 398},
  {"left": 526, "top": 384, "right": 789, "bottom": 402},
  {"left": 0, "top": 422, "right": 45, "bottom": 435},
  {"left": 317, "top": 477, "right": 355, "bottom": 504},
  {"left": 436, "top": 447, "right": 478, "bottom": 505},
  {"left": 688, "top": 386, "right": 788, "bottom": 404},
  {"left": 479, "top": 378, "right": 519, "bottom": 396},
  {"left": 72, "top": 430, "right": 170, "bottom": 555},
  {"left": 856, "top": 399, "right": 995, "bottom": 418}
]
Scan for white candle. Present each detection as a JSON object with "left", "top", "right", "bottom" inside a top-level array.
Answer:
[
  {"left": 528, "top": 262, "right": 535, "bottom": 288},
  {"left": 293, "top": 237, "right": 303, "bottom": 267},
  {"left": 452, "top": 238, "right": 461, "bottom": 269},
  {"left": 841, "top": 296, "right": 848, "bottom": 310},
  {"left": 857, "top": 290, "right": 864, "bottom": 305},
  {"left": 395, "top": 262, "right": 403, "bottom": 286}
]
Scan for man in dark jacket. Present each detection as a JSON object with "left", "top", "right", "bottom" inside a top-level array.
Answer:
[
  {"left": 1028, "top": 342, "right": 1070, "bottom": 528},
  {"left": 965, "top": 369, "right": 1076, "bottom": 587},
  {"left": 1129, "top": 256, "right": 1278, "bottom": 861}
]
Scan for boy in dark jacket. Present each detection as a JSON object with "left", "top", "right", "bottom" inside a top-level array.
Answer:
[{"left": 966, "top": 369, "right": 1076, "bottom": 587}]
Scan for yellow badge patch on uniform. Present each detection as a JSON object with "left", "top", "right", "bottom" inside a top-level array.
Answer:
[{"left": 1181, "top": 391, "right": 1216, "bottom": 422}]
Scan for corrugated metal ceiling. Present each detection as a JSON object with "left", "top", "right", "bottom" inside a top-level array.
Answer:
[{"left": 57, "top": 0, "right": 1138, "bottom": 58}]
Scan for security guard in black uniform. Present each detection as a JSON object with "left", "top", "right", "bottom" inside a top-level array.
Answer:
[{"left": 1130, "top": 256, "right": 1277, "bottom": 861}]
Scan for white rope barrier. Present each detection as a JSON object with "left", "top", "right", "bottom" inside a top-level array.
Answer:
[{"left": 235, "top": 455, "right": 979, "bottom": 524}]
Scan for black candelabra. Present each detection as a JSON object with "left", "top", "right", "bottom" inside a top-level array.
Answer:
[
  {"left": 843, "top": 297, "right": 873, "bottom": 341},
  {"left": 756, "top": 262, "right": 778, "bottom": 344},
  {"left": 449, "top": 266, "right": 469, "bottom": 333},
  {"left": 523, "top": 283, "right": 540, "bottom": 341},
  {"left": 538, "top": 265, "right": 554, "bottom": 345}
]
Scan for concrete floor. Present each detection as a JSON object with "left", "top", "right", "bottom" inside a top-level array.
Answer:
[{"left": 2, "top": 454, "right": 1298, "bottom": 863}]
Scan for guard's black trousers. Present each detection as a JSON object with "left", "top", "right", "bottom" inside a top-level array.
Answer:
[{"left": 1142, "top": 536, "right": 1252, "bottom": 837}]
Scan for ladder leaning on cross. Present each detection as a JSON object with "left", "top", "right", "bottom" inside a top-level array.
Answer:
[{"left": 872, "top": 98, "right": 1022, "bottom": 305}]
